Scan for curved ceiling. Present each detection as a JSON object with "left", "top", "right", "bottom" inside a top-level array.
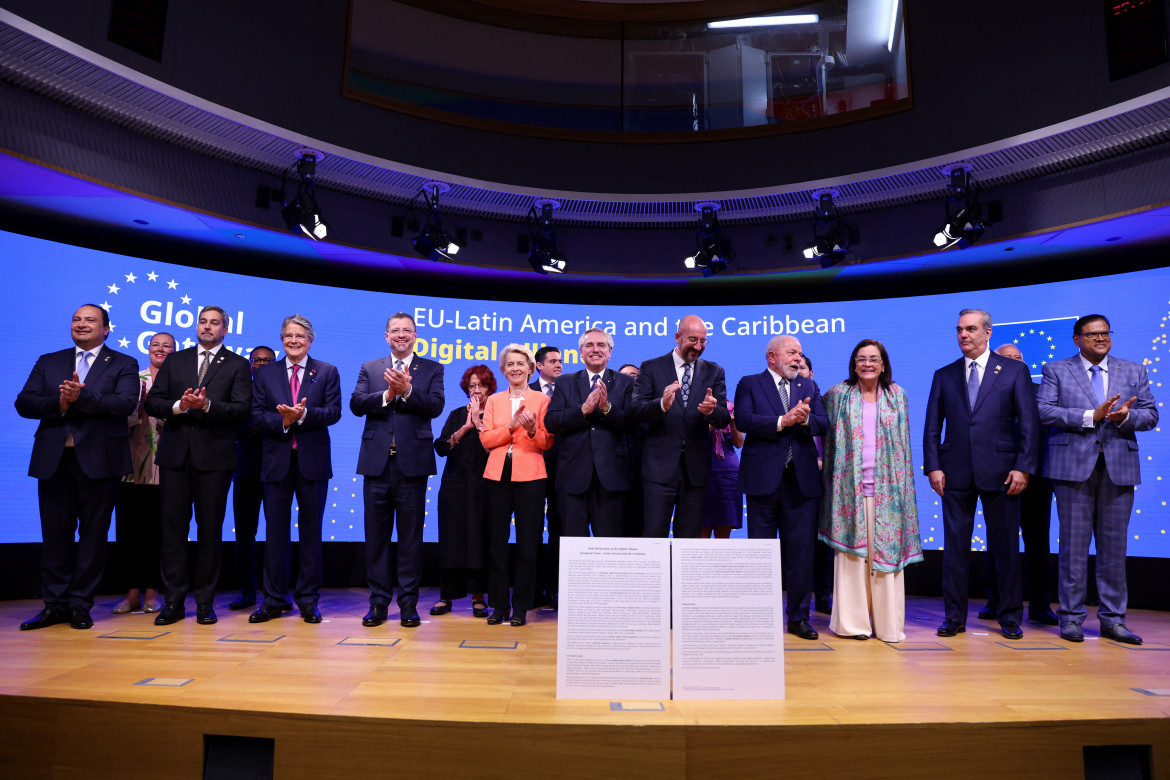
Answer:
[{"left": 4, "top": 11, "right": 1170, "bottom": 229}]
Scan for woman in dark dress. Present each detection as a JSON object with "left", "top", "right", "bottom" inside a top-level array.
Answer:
[
  {"left": 431, "top": 365, "right": 495, "bottom": 617},
  {"left": 701, "top": 401, "right": 744, "bottom": 538}
]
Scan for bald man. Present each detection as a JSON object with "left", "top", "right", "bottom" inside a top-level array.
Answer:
[{"left": 630, "top": 315, "right": 730, "bottom": 538}]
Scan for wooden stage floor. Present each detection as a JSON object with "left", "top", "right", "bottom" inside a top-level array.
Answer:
[{"left": 1, "top": 589, "right": 1168, "bottom": 779}]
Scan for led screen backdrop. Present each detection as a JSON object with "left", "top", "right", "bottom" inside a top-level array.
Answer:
[{"left": 3, "top": 230, "right": 1167, "bottom": 554}]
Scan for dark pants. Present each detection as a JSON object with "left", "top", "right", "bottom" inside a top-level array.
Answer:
[
  {"left": 231, "top": 470, "right": 264, "bottom": 597},
  {"left": 488, "top": 461, "right": 545, "bottom": 613},
  {"left": 115, "top": 482, "right": 162, "bottom": 591},
  {"left": 536, "top": 463, "right": 561, "bottom": 605},
  {"left": 642, "top": 456, "right": 703, "bottom": 539},
  {"left": 559, "top": 470, "right": 625, "bottom": 538},
  {"left": 261, "top": 452, "right": 327, "bottom": 608},
  {"left": 942, "top": 485, "right": 1022, "bottom": 625},
  {"left": 37, "top": 449, "right": 120, "bottom": 611},
  {"left": 984, "top": 477, "right": 1053, "bottom": 614},
  {"left": 159, "top": 463, "right": 233, "bottom": 604},
  {"left": 363, "top": 455, "right": 425, "bottom": 609},
  {"left": 439, "top": 568, "right": 487, "bottom": 602},
  {"left": 746, "top": 464, "right": 817, "bottom": 623}
]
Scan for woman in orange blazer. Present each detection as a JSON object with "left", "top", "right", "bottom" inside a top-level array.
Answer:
[{"left": 480, "top": 343, "right": 552, "bottom": 626}]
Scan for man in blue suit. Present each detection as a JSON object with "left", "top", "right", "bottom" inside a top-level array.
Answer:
[
  {"left": 351, "top": 312, "right": 444, "bottom": 628},
  {"left": 147, "top": 306, "right": 253, "bottom": 626},
  {"left": 1037, "top": 314, "right": 1158, "bottom": 645},
  {"left": 630, "top": 314, "right": 730, "bottom": 539},
  {"left": 924, "top": 309, "right": 1039, "bottom": 640},
  {"left": 735, "top": 334, "right": 828, "bottom": 640},
  {"left": 15, "top": 304, "right": 139, "bottom": 630},
  {"left": 545, "top": 328, "right": 634, "bottom": 538},
  {"left": 247, "top": 315, "right": 341, "bottom": 624}
]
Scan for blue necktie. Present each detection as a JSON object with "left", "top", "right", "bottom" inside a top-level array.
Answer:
[
  {"left": 967, "top": 361, "right": 980, "bottom": 410},
  {"left": 1090, "top": 364, "right": 1104, "bottom": 405},
  {"left": 591, "top": 373, "right": 600, "bottom": 389},
  {"left": 77, "top": 351, "right": 92, "bottom": 382},
  {"left": 680, "top": 363, "right": 692, "bottom": 408},
  {"left": 779, "top": 378, "right": 793, "bottom": 465}
]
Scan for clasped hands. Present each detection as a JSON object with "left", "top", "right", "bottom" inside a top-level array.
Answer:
[
  {"left": 59, "top": 371, "right": 84, "bottom": 412},
  {"left": 508, "top": 401, "right": 537, "bottom": 435},
  {"left": 662, "top": 382, "right": 718, "bottom": 414},
  {"left": 276, "top": 398, "right": 308, "bottom": 427},
  {"left": 179, "top": 386, "right": 208, "bottom": 412},
  {"left": 1093, "top": 393, "right": 1136, "bottom": 424},
  {"left": 581, "top": 380, "right": 608, "bottom": 414},
  {"left": 782, "top": 397, "right": 812, "bottom": 427},
  {"left": 383, "top": 363, "right": 413, "bottom": 403}
]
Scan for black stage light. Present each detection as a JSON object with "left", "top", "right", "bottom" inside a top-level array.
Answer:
[
  {"left": 409, "top": 182, "right": 461, "bottom": 262},
  {"left": 527, "top": 199, "right": 567, "bottom": 274},
  {"left": 684, "top": 202, "right": 734, "bottom": 276},
  {"left": 280, "top": 150, "right": 328, "bottom": 240},
  {"left": 802, "top": 190, "right": 850, "bottom": 267},
  {"left": 933, "top": 164, "right": 988, "bottom": 250}
]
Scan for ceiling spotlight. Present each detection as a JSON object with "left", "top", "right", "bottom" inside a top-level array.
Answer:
[
  {"left": 527, "top": 199, "right": 567, "bottom": 274},
  {"left": 280, "top": 149, "right": 328, "bottom": 240},
  {"left": 684, "top": 202, "right": 735, "bottom": 276},
  {"left": 408, "top": 182, "right": 461, "bottom": 262},
  {"left": 802, "top": 189, "right": 850, "bottom": 268},
  {"left": 933, "top": 164, "right": 988, "bottom": 250}
]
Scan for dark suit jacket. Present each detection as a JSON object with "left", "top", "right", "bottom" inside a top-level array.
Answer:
[
  {"left": 734, "top": 370, "right": 828, "bottom": 498},
  {"left": 144, "top": 345, "right": 253, "bottom": 471},
  {"left": 923, "top": 352, "right": 1040, "bottom": 491},
  {"left": 252, "top": 357, "right": 342, "bottom": 482},
  {"left": 15, "top": 345, "right": 140, "bottom": 480},
  {"left": 544, "top": 367, "right": 633, "bottom": 493},
  {"left": 629, "top": 351, "right": 731, "bottom": 485},
  {"left": 350, "top": 354, "right": 444, "bottom": 478}
]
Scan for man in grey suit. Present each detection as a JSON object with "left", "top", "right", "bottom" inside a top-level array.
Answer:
[{"left": 1037, "top": 314, "right": 1158, "bottom": 645}]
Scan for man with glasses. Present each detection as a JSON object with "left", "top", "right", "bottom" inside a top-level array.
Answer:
[
  {"left": 229, "top": 345, "right": 276, "bottom": 611},
  {"left": 924, "top": 309, "right": 1039, "bottom": 640},
  {"left": 351, "top": 312, "right": 444, "bottom": 628},
  {"left": 631, "top": 314, "right": 729, "bottom": 538},
  {"left": 1037, "top": 315, "right": 1158, "bottom": 644},
  {"left": 735, "top": 335, "right": 828, "bottom": 640}
]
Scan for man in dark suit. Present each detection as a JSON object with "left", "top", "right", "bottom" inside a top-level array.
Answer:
[
  {"left": 15, "top": 304, "right": 140, "bottom": 630},
  {"left": 630, "top": 314, "right": 730, "bottom": 539},
  {"left": 924, "top": 309, "right": 1039, "bottom": 640},
  {"left": 351, "top": 312, "right": 444, "bottom": 628},
  {"left": 531, "top": 345, "right": 562, "bottom": 608},
  {"left": 248, "top": 316, "right": 341, "bottom": 624},
  {"left": 545, "top": 328, "right": 634, "bottom": 538},
  {"left": 1037, "top": 314, "right": 1158, "bottom": 645},
  {"left": 735, "top": 335, "right": 828, "bottom": 640},
  {"left": 146, "top": 306, "right": 252, "bottom": 626},
  {"left": 229, "top": 345, "right": 276, "bottom": 611},
  {"left": 979, "top": 343, "right": 1058, "bottom": 626},
  {"left": 618, "top": 363, "right": 646, "bottom": 538}
]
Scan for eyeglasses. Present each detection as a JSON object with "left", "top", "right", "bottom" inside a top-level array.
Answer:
[
  {"left": 855, "top": 356, "right": 882, "bottom": 365},
  {"left": 250, "top": 357, "right": 275, "bottom": 364},
  {"left": 1077, "top": 330, "right": 1113, "bottom": 341},
  {"left": 682, "top": 337, "right": 709, "bottom": 345},
  {"left": 387, "top": 328, "right": 416, "bottom": 336}
]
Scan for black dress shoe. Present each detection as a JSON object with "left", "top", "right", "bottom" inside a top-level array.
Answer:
[
  {"left": 1000, "top": 621, "right": 1023, "bottom": 640},
  {"left": 786, "top": 620, "right": 819, "bottom": 640},
  {"left": 486, "top": 608, "right": 510, "bottom": 625},
  {"left": 154, "top": 602, "right": 186, "bottom": 625},
  {"left": 815, "top": 595, "right": 832, "bottom": 615},
  {"left": 852, "top": 634, "right": 870, "bottom": 640},
  {"left": 977, "top": 605, "right": 996, "bottom": 620},
  {"left": 69, "top": 608, "right": 94, "bottom": 630},
  {"left": 228, "top": 593, "right": 256, "bottom": 610},
  {"left": 1028, "top": 607, "right": 1059, "bottom": 626},
  {"left": 362, "top": 605, "right": 388, "bottom": 627},
  {"left": 249, "top": 603, "right": 283, "bottom": 623},
  {"left": 1060, "top": 622, "right": 1084, "bottom": 643},
  {"left": 472, "top": 601, "right": 489, "bottom": 618},
  {"left": 400, "top": 603, "right": 421, "bottom": 628},
  {"left": 299, "top": 604, "right": 321, "bottom": 624},
  {"left": 429, "top": 600, "right": 452, "bottom": 616},
  {"left": 937, "top": 618, "right": 966, "bottom": 637},
  {"left": 1101, "top": 623, "right": 1143, "bottom": 645},
  {"left": 195, "top": 603, "right": 217, "bottom": 625},
  {"left": 281, "top": 601, "right": 294, "bottom": 612},
  {"left": 510, "top": 610, "right": 527, "bottom": 626},
  {"left": 19, "top": 607, "right": 67, "bottom": 631}
]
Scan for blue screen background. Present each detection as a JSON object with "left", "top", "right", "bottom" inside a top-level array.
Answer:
[{"left": 4, "top": 230, "right": 1167, "bottom": 554}]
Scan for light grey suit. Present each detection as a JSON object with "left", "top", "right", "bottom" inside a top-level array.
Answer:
[{"left": 1036, "top": 354, "right": 1158, "bottom": 627}]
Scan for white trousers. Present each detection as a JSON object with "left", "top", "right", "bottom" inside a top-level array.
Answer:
[{"left": 829, "top": 496, "right": 906, "bottom": 643}]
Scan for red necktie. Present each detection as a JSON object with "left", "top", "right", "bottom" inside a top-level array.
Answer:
[{"left": 290, "top": 364, "right": 301, "bottom": 449}]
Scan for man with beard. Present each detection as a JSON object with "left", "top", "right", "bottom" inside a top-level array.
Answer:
[
  {"left": 630, "top": 315, "right": 730, "bottom": 538},
  {"left": 147, "top": 306, "right": 252, "bottom": 626},
  {"left": 735, "top": 335, "right": 828, "bottom": 640}
]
